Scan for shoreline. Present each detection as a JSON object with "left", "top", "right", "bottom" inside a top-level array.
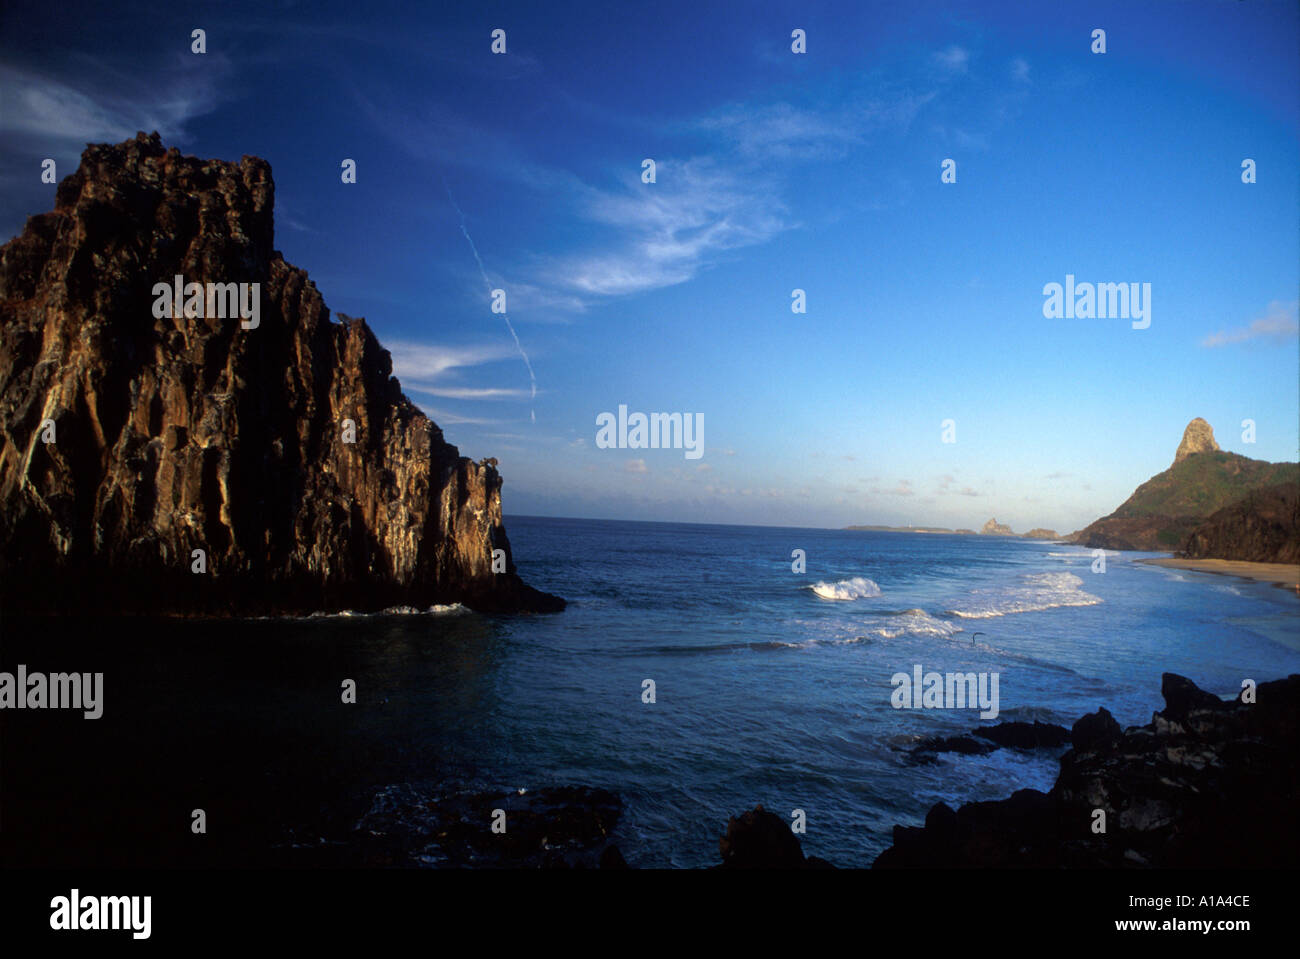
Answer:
[{"left": 1135, "top": 556, "right": 1300, "bottom": 591}]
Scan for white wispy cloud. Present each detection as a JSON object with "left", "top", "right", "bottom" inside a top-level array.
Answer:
[
  {"left": 1201, "top": 300, "right": 1299, "bottom": 347},
  {"left": 414, "top": 386, "right": 534, "bottom": 400},
  {"left": 0, "top": 55, "right": 231, "bottom": 143},
  {"left": 386, "top": 341, "right": 520, "bottom": 382},
  {"left": 408, "top": 405, "right": 507, "bottom": 426},
  {"left": 933, "top": 45, "right": 970, "bottom": 74},
  {"left": 547, "top": 156, "right": 786, "bottom": 297}
]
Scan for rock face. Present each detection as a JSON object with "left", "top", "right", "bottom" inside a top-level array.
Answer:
[
  {"left": 981, "top": 518, "right": 1013, "bottom": 536},
  {"left": 874, "top": 673, "right": 1300, "bottom": 868},
  {"left": 0, "top": 133, "right": 563, "bottom": 615},
  {"left": 716, "top": 805, "right": 834, "bottom": 869},
  {"left": 1073, "top": 419, "right": 1297, "bottom": 552},
  {"left": 1173, "top": 416, "right": 1220, "bottom": 465},
  {"left": 910, "top": 721, "right": 1071, "bottom": 759},
  {"left": 1178, "top": 482, "right": 1300, "bottom": 564}
]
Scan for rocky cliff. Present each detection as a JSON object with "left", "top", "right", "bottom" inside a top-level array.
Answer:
[
  {"left": 875, "top": 673, "right": 1300, "bottom": 868},
  {"left": 980, "top": 518, "right": 1013, "bottom": 536},
  {"left": 0, "top": 132, "right": 563, "bottom": 616},
  {"left": 1073, "top": 418, "right": 1298, "bottom": 551},
  {"left": 1179, "top": 482, "right": 1300, "bottom": 564}
]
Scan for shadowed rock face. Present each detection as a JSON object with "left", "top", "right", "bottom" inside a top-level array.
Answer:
[
  {"left": 874, "top": 673, "right": 1300, "bottom": 868},
  {"left": 0, "top": 132, "right": 563, "bottom": 615},
  {"left": 1178, "top": 482, "right": 1300, "bottom": 564}
]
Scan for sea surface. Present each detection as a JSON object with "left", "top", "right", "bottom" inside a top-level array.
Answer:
[{"left": 3, "top": 517, "right": 1298, "bottom": 868}]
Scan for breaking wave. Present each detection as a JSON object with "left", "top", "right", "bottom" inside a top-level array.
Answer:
[
  {"left": 867, "top": 608, "right": 963, "bottom": 639},
  {"left": 810, "top": 577, "right": 882, "bottom": 601},
  {"left": 944, "top": 572, "right": 1102, "bottom": 619}
]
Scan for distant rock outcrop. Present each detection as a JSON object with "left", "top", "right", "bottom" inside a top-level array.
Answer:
[
  {"left": 875, "top": 673, "right": 1300, "bottom": 868},
  {"left": 1020, "top": 528, "right": 1058, "bottom": 540},
  {"left": 1174, "top": 416, "right": 1220, "bottom": 465},
  {"left": 981, "top": 518, "right": 1014, "bottom": 536},
  {"left": 0, "top": 133, "right": 563, "bottom": 615},
  {"left": 1073, "top": 419, "right": 1298, "bottom": 552}
]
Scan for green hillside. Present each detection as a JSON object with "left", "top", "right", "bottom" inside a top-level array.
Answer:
[{"left": 1112, "top": 451, "right": 1299, "bottom": 519}]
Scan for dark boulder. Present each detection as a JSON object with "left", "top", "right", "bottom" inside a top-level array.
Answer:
[
  {"left": 1070, "top": 707, "right": 1122, "bottom": 753},
  {"left": 717, "top": 805, "right": 808, "bottom": 869}
]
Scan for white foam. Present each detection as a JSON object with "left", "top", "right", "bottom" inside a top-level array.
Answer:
[
  {"left": 868, "top": 609, "right": 963, "bottom": 639},
  {"left": 945, "top": 572, "right": 1102, "bottom": 619},
  {"left": 299, "top": 603, "right": 469, "bottom": 620},
  {"left": 810, "top": 576, "right": 883, "bottom": 601}
]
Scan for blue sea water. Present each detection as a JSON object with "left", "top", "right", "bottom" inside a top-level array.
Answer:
[
  {"left": 8, "top": 516, "right": 1296, "bottom": 869},
  {"left": 342, "top": 517, "right": 1300, "bottom": 867}
]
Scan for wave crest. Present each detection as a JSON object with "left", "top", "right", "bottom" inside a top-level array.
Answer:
[
  {"left": 810, "top": 576, "right": 882, "bottom": 601},
  {"left": 945, "top": 572, "right": 1101, "bottom": 619}
]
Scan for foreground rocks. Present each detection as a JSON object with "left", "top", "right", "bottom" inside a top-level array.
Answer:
[
  {"left": 716, "top": 805, "right": 835, "bottom": 869},
  {"left": 875, "top": 673, "right": 1300, "bottom": 868},
  {"left": 290, "top": 784, "right": 624, "bottom": 868},
  {"left": 0, "top": 133, "right": 562, "bottom": 615},
  {"left": 911, "top": 720, "right": 1071, "bottom": 758}
]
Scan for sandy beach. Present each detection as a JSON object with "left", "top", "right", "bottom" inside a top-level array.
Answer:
[{"left": 1137, "top": 557, "right": 1300, "bottom": 590}]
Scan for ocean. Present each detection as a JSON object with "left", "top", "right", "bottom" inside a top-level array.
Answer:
[{"left": 2, "top": 516, "right": 1297, "bottom": 868}]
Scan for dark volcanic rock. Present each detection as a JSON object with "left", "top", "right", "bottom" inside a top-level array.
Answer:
[
  {"left": 718, "top": 805, "right": 813, "bottom": 869},
  {"left": 875, "top": 674, "right": 1300, "bottom": 868},
  {"left": 1178, "top": 482, "right": 1300, "bottom": 564},
  {"left": 346, "top": 784, "right": 622, "bottom": 868},
  {"left": 973, "top": 720, "right": 1071, "bottom": 750},
  {"left": 599, "top": 844, "right": 629, "bottom": 869},
  {"left": 1160, "top": 672, "right": 1227, "bottom": 721},
  {"left": 0, "top": 133, "right": 562, "bottom": 615},
  {"left": 1070, "top": 707, "right": 1122, "bottom": 753},
  {"left": 911, "top": 721, "right": 1070, "bottom": 759}
]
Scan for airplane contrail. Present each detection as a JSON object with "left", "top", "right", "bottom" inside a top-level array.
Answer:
[{"left": 443, "top": 180, "right": 537, "bottom": 423}]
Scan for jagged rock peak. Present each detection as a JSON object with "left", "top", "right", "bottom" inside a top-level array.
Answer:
[
  {"left": 1174, "top": 417, "right": 1220, "bottom": 464},
  {"left": 0, "top": 133, "right": 563, "bottom": 616}
]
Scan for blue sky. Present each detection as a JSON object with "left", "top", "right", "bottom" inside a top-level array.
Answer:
[{"left": 2, "top": 0, "right": 1297, "bottom": 531}]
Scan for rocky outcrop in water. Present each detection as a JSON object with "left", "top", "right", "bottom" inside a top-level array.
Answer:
[
  {"left": 911, "top": 720, "right": 1072, "bottom": 758},
  {"left": 0, "top": 133, "right": 562, "bottom": 615},
  {"left": 981, "top": 518, "right": 1014, "bottom": 536},
  {"left": 716, "top": 805, "right": 835, "bottom": 869},
  {"left": 874, "top": 673, "right": 1300, "bottom": 868}
]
